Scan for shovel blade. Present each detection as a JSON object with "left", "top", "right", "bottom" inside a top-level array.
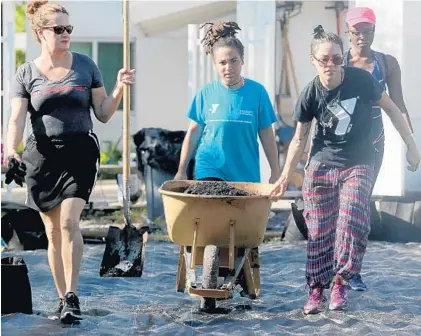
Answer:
[{"left": 99, "top": 225, "right": 148, "bottom": 277}]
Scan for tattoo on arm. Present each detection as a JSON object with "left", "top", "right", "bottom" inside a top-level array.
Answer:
[{"left": 294, "top": 122, "right": 312, "bottom": 143}]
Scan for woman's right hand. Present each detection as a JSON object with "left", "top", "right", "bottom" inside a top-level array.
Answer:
[
  {"left": 4, "top": 151, "right": 21, "bottom": 167},
  {"left": 406, "top": 143, "right": 420, "bottom": 172},
  {"left": 4, "top": 152, "right": 26, "bottom": 186},
  {"left": 173, "top": 171, "right": 188, "bottom": 181}
]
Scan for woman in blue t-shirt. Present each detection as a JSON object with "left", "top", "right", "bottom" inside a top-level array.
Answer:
[
  {"left": 174, "top": 21, "right": 280, "bottom": 184},
  {"left": 174, "top": 21, "right": 280, "bottom": 312},
  {"left": 270, "top": 25, "right": 419, "bottom": 315}
]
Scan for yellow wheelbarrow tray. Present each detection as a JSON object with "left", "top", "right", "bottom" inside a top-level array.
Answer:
[{"left": 158, "top": 180, "right": 273, "bottom": 309}]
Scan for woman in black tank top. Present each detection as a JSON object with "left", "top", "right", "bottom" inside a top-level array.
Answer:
[{"left": 344, "top": 6, "right": 415, "bottom": 292}]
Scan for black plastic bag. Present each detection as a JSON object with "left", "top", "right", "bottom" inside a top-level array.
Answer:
[
  {"left": 1, "top": 257, "right": 33, "bottom": 315},
  {"left": 1, "top": 204, "right": 48, "bottom": 251}
]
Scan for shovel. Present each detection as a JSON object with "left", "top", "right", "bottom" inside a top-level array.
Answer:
[{"left": 99, "top": 0, "right": 148, "bottom": 277}]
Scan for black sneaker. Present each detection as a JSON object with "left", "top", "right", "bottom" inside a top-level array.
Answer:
[
  {"left": 47, "top": 298, "right": 65, "bottom": 320},
  {"left": 348, "top": 274, "right": 368, "bottom": 292},
  {"left": 55, "top": 298, "right": 65, "bottom": 317},
  {"left": 60, "top": 292, "right": 83, "bottom": 324}
]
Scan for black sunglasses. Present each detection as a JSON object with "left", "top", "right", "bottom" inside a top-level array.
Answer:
[
  {"left": 43, "top": 25, "right": 73, "bottom": 35},
  {"left": 313, "top": 55, "right": 344, "bottom": 67}
]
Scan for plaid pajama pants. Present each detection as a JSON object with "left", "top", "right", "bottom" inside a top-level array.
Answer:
[{"left": 303, "top": 161, "right": 374, "bottom": 289}]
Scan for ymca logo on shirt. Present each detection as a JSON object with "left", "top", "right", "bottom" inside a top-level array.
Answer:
[
  {"left": 209, "top": 104, "right": 219, "bottom": 114},
  {"left": 327, "top": 97, "right": 358, "bottom": 136}
]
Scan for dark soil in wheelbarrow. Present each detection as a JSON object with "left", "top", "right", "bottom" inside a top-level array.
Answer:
[{"left": 183, "top": 182, "right": 254, "bottom": 196}]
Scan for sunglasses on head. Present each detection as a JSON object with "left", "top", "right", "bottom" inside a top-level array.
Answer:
[
  {"left": 43, "top": 25, "right": 73, "bottom": 35},
  {"left": 313, "top": 55, "right": 344, "bottom": 67}
]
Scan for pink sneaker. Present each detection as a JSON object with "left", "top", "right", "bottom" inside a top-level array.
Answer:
[
  {"left": 304, "top": 288, "right": 326, "bottom": 315},
  {"left": 329, "top": 276, "right": 348, "bottom": 311}
]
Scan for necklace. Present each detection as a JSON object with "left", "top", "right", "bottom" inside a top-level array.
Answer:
[
  {"left": 226, "top": 76, "right": 244, "bottom": 88},
  {"left": 317, "top": 69, "right": 344, "bottom": 136}
]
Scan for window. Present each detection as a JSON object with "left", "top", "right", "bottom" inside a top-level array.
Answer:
[
  {"left": 69, "top": 41, "right": 135, "bottom": 110},
  {"left": 70, "top": 42, "right": 92, "bottom": 58}
]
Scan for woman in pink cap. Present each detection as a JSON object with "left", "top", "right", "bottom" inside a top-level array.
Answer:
[{"left": 344, "top": 6, "right": 415, "bottom": 291}]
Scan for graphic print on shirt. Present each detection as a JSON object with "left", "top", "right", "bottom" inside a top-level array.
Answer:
[
  {"left": 205, "top": 96, "right": 253, "bottom": 125},
  {"left": 327, "top": 97, "right": 358, "bottom": 136},
  {"left": 209, "top": 104, "right": 219, "bottom": 114}
]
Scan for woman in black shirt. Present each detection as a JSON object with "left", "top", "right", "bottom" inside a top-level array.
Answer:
[{"left": 270, "top": 25, "right": 420, "bottom": 315}]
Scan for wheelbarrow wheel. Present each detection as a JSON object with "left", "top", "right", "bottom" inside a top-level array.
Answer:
[{"left": 200, "top": 245, "right": 220, "bottom": 311}]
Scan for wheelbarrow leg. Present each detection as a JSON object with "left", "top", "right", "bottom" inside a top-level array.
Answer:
[
  {"left": 250, "top": 247, "right": 261, "bottom": 296},
  {"left": 223, "top": 248, "right": 251, "bottom": 289},
  {"left": 190, "top": 219, "right": 199, "bottom": 270},
  {"left": 238, "top": 247, "right": 260, "bottom": 298},
  {"left": 176, "top": 246, "right": 186, "bottom": 292},
  {"left": 184, "top": 246, "right": 197, "bottom": 285},
  {"left": 242, "top": 255, "right": 257, "bottom": 299},
  {"left": 229, "top": 220, "right": 235, "bottom": 271}
]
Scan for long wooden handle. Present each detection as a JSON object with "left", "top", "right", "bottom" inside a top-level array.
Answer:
[
  {"left": 122, "top": 0, "right": 131, "bottom": 226},
  {"left": 123, "top": 0, "right": 130, "bottom": 183}
]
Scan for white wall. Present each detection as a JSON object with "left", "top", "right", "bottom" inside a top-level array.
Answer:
[
  {"left": 2, "top": 1, "right": 16, "bottom": 152},
  {"left": 25, "top": 1, "right": 137, "bottom": 59},
  {"left": 130, "top": 0, "right": 233, "bottom": 26},
  {"left": 133, "top": 12, "right": 236, "bottom": 134},
  {"left": 284, "top": 1, "right": 348, "bottom": 94},
  {"left": 15, "top": 33, "right": 26, "bottom": 50},
  {"left": 134, "top": 31, "right": 190, "bottom": 132},
  {"left": 401, "top": 1, "right": 421, "bottom": 194}
]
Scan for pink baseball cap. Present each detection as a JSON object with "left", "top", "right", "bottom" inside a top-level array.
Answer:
[{"left": 346, "top": 7, "right": 376, "bottom": 26}]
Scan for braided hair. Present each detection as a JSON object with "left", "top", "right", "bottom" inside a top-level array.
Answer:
[
  {"left": 311, "top": 24, "right": 343, "bottom": 55},
  {"left": 200, "top": 21, "right": 244, "bottom": 60}
]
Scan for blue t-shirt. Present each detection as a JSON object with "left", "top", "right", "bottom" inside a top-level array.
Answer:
[{"left": 188, "top": 78, "right": 277, "bottom": 182}]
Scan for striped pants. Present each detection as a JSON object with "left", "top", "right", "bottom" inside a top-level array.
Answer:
[{"left": 303, "top": 161, "right": 374, "bottom": 289}]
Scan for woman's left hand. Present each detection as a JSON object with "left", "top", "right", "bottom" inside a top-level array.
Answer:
[
  {"left": 269, "top": 173, "right": 291, "bottom": 201},
  {"left": 406, "top": 142, "right": 420, "bottom": 172},
  {"left": 116, "top": 68, "right": 136, "bottom": 87}
]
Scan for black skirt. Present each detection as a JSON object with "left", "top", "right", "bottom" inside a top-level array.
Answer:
[{"left": 22, "top": 131, "right": 100, "bottom": 213}]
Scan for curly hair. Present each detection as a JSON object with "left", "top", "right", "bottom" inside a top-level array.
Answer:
[
  {"left": 200, "top": 21, "right": 244, "bottom": 59},
  {"left": 27, "top": 0, "right": 69, "bottom": 43}
]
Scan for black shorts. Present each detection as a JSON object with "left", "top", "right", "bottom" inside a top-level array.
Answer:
[{"left": 22, "top": 131, "right": 100, "bottom": 213}]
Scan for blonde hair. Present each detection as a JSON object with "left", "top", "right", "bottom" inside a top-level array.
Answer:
[{"left": 26, "top": 0, "right": 69, "bottom": 43}]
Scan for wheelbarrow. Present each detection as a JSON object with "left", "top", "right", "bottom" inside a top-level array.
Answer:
[{"left": 158, "top": 180, "right": 273, "bottom": 312}]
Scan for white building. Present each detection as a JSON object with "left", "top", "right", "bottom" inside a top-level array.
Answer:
[{"left": 2, "top": 0, "right": 421, "bottom": 196}]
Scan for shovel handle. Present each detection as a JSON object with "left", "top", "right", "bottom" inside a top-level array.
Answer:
[
  {"left": 122, "top": 0, "right": 131, "bottom": 225},
  {"left": 123, "top": 0, "right": 130, "bottom": 182}
]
